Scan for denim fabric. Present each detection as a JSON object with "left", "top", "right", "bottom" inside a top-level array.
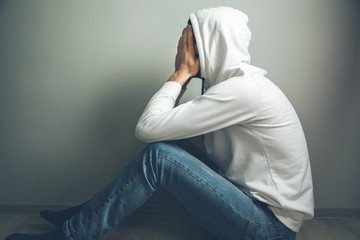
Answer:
[{"left": 63, "top": 142, "right": 296, "bottom": 240}]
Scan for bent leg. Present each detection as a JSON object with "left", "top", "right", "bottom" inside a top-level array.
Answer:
[
  {"left": 63, "top": 142, "right": 294, "bottom": 240},
  {"left": 146, "top": 142, "right": 294, "bottom": 239}
]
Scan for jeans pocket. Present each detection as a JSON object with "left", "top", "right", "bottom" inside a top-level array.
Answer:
[
  {"left": 243, "top": 201, "right": 283, "bottom": 240},
  {"left": 244, "top": 222, "right": 282, "bottom": 240},
  {"left": 258, "top": 205, "right": 296, "bottom": 240}
]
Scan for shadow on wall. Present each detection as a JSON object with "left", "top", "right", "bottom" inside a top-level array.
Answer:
[
  {"left": 55, "top": 69, "right": 165, "bottom": 198},
  {"left": 0, "top": 0, "right": 9, "bottom": 8},
  {"left": 309, "top": 0, "right": 360, "bottom": 210},
  {"left": 0, "top": 64, "right": 169, "bottom": 204},
  {"left": 335, "top": 0, "right": 360, "bottom": 100}
]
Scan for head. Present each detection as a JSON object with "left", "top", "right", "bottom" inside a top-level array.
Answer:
[{"left": 188, "top": 7, "right": 252, "bottom": 88}]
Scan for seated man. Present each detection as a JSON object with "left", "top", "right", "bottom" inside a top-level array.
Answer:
[{"left": 6, "top": 6, "right": 314, "bottom": 240}]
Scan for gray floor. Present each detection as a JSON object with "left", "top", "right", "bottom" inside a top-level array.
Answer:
[{"left": 1, "top": 211, "right": 359, "bottom": 240}]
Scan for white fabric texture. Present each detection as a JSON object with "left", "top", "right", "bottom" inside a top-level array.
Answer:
[{"left": 135, "top": 6, "right": 314, "bottom": 232}]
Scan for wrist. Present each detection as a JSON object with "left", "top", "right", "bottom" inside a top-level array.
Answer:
[{"left": 167, "top": 71, "right": 191, "bottom": 86}]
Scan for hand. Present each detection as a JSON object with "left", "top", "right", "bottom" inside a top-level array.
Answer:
[{"left": 168, "top": 25, "right": 200, "bottom": 86}]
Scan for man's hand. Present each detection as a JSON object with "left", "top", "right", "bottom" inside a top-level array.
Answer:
[{"left": 168, "top": 25, "right": 200, "bottom": 86}]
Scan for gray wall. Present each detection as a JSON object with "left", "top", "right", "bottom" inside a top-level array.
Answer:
[{"left": 1, "top": 0, "right": 359, "bottom": 210}]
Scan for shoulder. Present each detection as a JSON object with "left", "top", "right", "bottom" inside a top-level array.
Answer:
[
  {"left": 201, "top": 76, "right": 262, "bottom": 117},
  {"left": 205, "top": 76, "right": 260, "bottom": 103}
]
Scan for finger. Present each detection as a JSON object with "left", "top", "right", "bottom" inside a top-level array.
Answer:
[
  {"left": 181, "top": 27, "right": 189, "bottom": 47},
  {"left": 177, "top": 33, "right": 184, "bottom": 51},
  {"left": 188, "top": 25, "right": 195, "bottom": 44},
  {"left": 186, "top": 27, "right": 195, "bottom": 54},
  {"left": 182, "top": 26, "right": 187, "bottom": 35},
  {"left": 187, "top": 27, "right": 192, "bottom": 45},
  {"left": 180, "top": 29, "right": 188, "bottom": 51},
  {"left": 185, "top": 25, "right": 191, "bottom": 46}
]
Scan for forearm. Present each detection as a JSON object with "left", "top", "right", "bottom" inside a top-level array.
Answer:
[
  {"left": 135, "top": 24, "right": 201, "bottom": 142},
  {"left": 135, "top": 81, "right": 182, "bottom": 142}
]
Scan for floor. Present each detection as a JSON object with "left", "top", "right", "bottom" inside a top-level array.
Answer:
[{"left": 1, "top": 211, "right": 359, "bottom": 240}]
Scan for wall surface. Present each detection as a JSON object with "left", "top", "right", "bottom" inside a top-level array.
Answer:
[{"left": 0, "top": 0, "right": 359, "bottom": 210}]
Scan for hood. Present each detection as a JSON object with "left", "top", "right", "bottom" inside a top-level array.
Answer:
[{"left": 190, "top": 6, "right": 252, "bottom": 89}]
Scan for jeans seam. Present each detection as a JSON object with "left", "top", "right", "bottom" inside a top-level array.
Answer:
[
  {"left": 160, "top": 154, "right": 277, "bottom": 227},
  {"left": 74, "top": 169, "right": 142, "bottom": 231},
  {"left": 63, "top": 220, "right": 74, "bottom": 240},
  {"left": 158, "top": 154, "right": 254, "bottom": 223}
]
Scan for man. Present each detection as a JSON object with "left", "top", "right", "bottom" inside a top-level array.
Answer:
[{"left": 7, "top": 6, "right": 314, "bottom": 240}]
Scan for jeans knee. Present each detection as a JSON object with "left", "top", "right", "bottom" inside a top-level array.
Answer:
[
  {"left": 140, "top": 142, "right": 171, "bottom": 190},
  {"left": 146, "top": 141, "right": 171, "bottom": 151},
  {"left": 144, "top": 142, "right": 178, "bottom": 160},
  {"left": 142, "top": 142, "right": 182, "bottom": 181}
]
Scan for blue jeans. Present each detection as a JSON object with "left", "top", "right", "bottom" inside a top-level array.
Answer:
[{"left": 63, "top": 141, "right": 296, "bottom": 240}]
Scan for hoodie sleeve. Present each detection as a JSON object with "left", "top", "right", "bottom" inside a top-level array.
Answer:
[{"left": 135, "top": 78, "right": 260, "bottom": 143}]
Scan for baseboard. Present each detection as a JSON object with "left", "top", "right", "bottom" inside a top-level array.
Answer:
[
  {"left": 314, "top": 208, "right": 360, "bottom": 219},
  {"left": 0, "top": 204, "right": 359, "bottom": 218}
]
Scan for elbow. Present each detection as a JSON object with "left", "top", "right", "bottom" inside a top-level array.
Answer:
[{"left": 135, "top": 123, "right": 155, "bottom": 143}]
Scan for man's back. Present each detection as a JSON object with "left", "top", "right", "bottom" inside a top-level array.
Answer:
[{"left": 201, "top": 65, "right": 314, "bottom": 232}]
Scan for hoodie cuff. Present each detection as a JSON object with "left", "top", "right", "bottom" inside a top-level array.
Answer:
[{"left": 160, "top": 81, "right": 182, "bottom": 100}]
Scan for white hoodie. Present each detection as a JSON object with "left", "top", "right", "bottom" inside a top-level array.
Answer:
[{"left": 135, "top": 6, "right": 314, "bottom": 232}]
